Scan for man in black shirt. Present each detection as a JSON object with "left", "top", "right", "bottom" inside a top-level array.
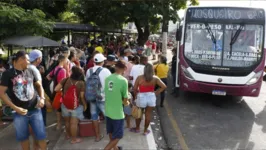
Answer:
[
  {"left": 104, "top": 55, "right": 118, "bottom": 73},
  {"left": 0, "top": 51, "right": 47, "bottom": 150},
  {"left": 171, "top": 48, "right": 179, "bottom": 96}
]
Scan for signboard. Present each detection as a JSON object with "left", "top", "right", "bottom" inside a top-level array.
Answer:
[{"left": 186, "top": 7, "right": 265, "bottom": 22}]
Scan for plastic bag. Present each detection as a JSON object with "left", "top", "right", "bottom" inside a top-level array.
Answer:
[{"left": 131, "top": 105, "right": 142, "bottom": 119}]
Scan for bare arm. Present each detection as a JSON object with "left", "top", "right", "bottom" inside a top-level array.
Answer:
[
  {"left": 155, "top": 77, "right": 167, "bottom": 96},
  {"left": 34, "top": 81, "right": 45, "bottom": 107},
  {"left": 133, "top": 76, "right": 140, "bottom": 100},
  {"left": 80, "top": 91, "right": 87, "bottom": 111},
  {"left": 54, "top": 82, "right": 63, "bottom": 92},
  {"left": 34, "top": 81, "right": 44, "bottom": 100}
]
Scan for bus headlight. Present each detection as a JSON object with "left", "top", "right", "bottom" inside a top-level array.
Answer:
[
  {"left": 246, "top": 71, "right": 263, "bottom": 85},
  {"left": 181, "top": 65, "right": 194, "bottom": 80}
]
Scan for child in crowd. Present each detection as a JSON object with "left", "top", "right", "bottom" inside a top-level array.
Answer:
[{"left": 124, "top": 83, "right": 133, "bottom": 128}]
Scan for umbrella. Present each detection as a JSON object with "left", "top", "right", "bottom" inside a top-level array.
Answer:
[{"left": 2, "top": 36, "right": 60, "bottom": 48}]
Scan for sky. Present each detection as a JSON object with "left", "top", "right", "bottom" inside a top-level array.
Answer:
[{"left": 168, "top": 0, "right": 266, "bottom": 32}]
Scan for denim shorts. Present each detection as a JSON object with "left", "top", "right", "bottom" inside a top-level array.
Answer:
[
  {"left": 61, "top": 104, "right": 84, "bottom": 120},
  {"left": 106, "top": 117, "right": 124, "bottom": 139},
  {"left": 13, "top": 108, "right": 46, "bottom": 142},
  {"left": 90, "top": 101, "right": 105, "bottom": 121},
  {"left": 136, "top": 92, "right": 156, "bottom": 108}
]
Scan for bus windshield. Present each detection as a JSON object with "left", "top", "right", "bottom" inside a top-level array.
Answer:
[{"left": 184, "top": 23, "right": 264, "bottom": 67}]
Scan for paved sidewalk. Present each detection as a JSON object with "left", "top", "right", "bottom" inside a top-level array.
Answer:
[
  {"left": 0, "top": 49, "right": 172, "bottom": 150},
  {"left": 54, "top": 119, "right": 156, "bottom": 150}
]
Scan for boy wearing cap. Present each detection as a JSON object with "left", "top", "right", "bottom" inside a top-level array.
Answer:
[
  {"left": 0, "top": 51, "right": 47, "bottom": 150},
  {"left": 85, "top": 53, "right": 111, "bottom": 142}
]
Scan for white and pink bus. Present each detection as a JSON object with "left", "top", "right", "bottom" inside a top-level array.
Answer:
[{"left": 176, "top": 6, "right": 265, "bottom": 97}]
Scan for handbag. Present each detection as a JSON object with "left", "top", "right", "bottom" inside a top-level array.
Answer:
[
  {"left": 131, "top": 105, "right": 142, "bottom": 119},
  {"left": 52, "top": 92, "right": 62, "bottom": 110}
]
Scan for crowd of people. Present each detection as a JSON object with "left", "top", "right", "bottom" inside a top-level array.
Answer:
[{"left": 0, "top": 37, "right": 174, "bottom": 150}]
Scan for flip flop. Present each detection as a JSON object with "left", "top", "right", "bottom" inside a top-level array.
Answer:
[
  {"left": 143, "top": 129, "right": 151, "bottom": 136},
  {"left": 130, "top": 128, "right": 140, "bottom": 133},
  {"left": 95, "top": 134, "right": 104, "bottom": 142},
  {"left": 70, "top": 138, "right": 82, "bottom": 144}
]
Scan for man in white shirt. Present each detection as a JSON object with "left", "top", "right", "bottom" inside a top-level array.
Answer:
[
  {"left": 85, "top": 53, "right": 111, "bottom": 142},
  {"left": 130, "top": 56, "right": 148, "bottom": 86}
]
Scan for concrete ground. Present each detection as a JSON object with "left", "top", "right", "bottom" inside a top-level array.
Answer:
[{"left": 157, "top": 74, "right": 266, "bottom": 150}]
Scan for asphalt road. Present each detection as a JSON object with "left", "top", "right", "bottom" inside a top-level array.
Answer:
[{"left": 157, "top": 75, "right": 266, "bottom": 150}]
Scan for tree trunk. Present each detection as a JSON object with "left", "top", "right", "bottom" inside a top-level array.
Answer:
[
  {"left": 134, "top": 19, "right": 150, "bottom": 46},
  {"left": 162, "top": 18, "right": 169, "bottom": 56}
]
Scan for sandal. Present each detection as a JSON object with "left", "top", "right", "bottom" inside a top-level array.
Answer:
[
  {"left": 70, "top": 138, "right": 82, "bottom": 144},
  {"left": 143, "top": 129, "right": 151, "bottom": 136},
  {"left": 95, "top": 134, "right": 104, "bottom": 142},
  {"left": 130, "top": 128, "right": 140, "bottom": 133}
]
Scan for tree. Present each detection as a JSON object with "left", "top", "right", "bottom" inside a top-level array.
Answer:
[
  {"left": 73, "top": 0, "right": 198, "bottom": 46},
  {"left": 159, "top": 0, "right": 198, "bottom": 55},
  {"left": 0, "top": 2, "right": 54, "bottom": 40},
  {"left": 0, "top": 0, "right": 68, "bottom": 20}
]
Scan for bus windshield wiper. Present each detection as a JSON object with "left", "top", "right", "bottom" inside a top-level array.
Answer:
[
  {"left": 229, "top": 24, "right": 244, "bottom": 57},
  {"left": 204, "top": 23, "right": 216, "bottom": 49}
]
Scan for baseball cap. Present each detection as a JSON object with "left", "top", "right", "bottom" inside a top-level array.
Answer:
[
  {"left": 94, "top": 53, "right": 106, "bottom": 63},
  {"left": 107, "top": 55, "right": 118, "bottom": 62},
  {"left": 29, "top": 49, "right": 42, "bottom": 62},
  {"left": 124, "top": 48, "right": 132, "bottom": 53}
]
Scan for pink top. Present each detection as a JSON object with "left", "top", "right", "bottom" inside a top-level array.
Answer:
[
  {"left": 124, "top": 62, "right": 133, "bottom": 80},
  {"left": 49, "top": 66, "right": 66, "bottom": 83}
]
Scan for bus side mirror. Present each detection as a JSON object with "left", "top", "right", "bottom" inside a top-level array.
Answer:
[{"left": 176, "top": 26, "right": 182, "bottom": 41}]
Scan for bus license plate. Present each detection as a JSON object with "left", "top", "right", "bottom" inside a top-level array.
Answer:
[{"left": 212, "top": 90, "right": 226, "bottom": 96}]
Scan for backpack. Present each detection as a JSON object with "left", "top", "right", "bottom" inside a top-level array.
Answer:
[
  {"left": 47, "top": 67, "right": 62, "bottom": 99},
  {"left": 85, "top": 67, "right": 103, "bottom": 102},
  {"left": 62, "top": 78, "right": 79, "bottom": 110}
]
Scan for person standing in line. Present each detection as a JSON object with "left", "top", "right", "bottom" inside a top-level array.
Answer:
[
  {"left": 154, "top": 56, "right": 169, "bottom": 107},
  {"left": 60, "top": 46, "right": 71, "bottom": 77},
  {"left": 29, "top": 50, "right": 53, "bottom": 126},
  {"left": 0, "top": 51, "right": 47, "bottom": 150},
  {"left": 104, "top": 55, "right": 118, "bottom": 74},
  {"left": 171, "top": 47, "right": 178, "bottom": 97},
  {"left": 129, "top": 56, "right": 148, "bottom": 86},
  {"left": 55, "top": 66, "right": 87, "bottom": 144},
  {"left": 152, "top": 41, "right": 157, "bottom": 60},
  {"left": 104, "top": 61, "right": 129, "bottom": 150},
  {"left": 47, "top": 55, "right": 68, "bottom": 130},
  {"left": 130, "top": 63, "right": 166, "bottom": 135},
  {"left": 86, "top": 53, "right": 111, "bottom": 142}
]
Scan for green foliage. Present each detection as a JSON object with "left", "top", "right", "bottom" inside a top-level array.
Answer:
[
  {"left": 72, "top": 0, "right": 199, "bottom": 45},
  {"left": 0, "top": 0, "right": 68, "bottom": 19},
  {"left": 0, "top": 2, "right": 54, "bottom": 40}
]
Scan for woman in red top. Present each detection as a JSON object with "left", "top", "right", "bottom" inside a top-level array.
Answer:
[{"left": 131, "top": 63, "right": 166, "bottom": 135}]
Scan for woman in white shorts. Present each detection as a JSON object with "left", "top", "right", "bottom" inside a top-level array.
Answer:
[{"left": 130, "top": 63, "right": 166, "bottom": 135}]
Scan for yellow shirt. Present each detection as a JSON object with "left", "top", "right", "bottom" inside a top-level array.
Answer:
[
  {"left": 95, "top": 46, "right": 104, "bottom": 53},
  {"left": 154, "top": 64, "right": 169, "bottom": 79}
]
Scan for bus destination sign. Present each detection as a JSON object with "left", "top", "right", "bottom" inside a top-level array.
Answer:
[{"left": 187, "top": 7, "right": 265, "bottom": 21}]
